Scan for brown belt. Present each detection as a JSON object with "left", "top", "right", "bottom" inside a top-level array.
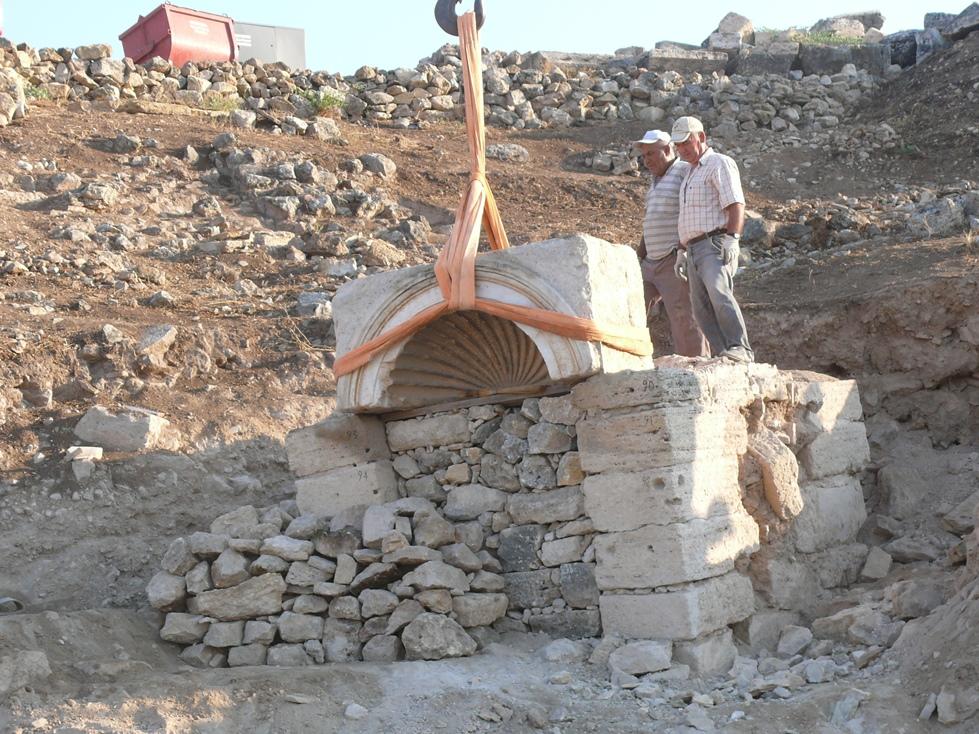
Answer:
[{"left": 684, "top": 228, "right": 726, "bottom": 246}]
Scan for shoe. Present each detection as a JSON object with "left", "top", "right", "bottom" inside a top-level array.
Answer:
[{"left": 720, "top": 346, "right": 753, "bottom": 363}]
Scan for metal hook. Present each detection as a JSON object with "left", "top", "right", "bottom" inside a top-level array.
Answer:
[{"left": 434, "top": 0, "right": 485, "bottom": 36}]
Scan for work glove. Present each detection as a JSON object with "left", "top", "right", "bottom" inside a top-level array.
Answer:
[
  {"left": 721, "top": 236, "right": 739, "bottom": 268},
  {"left": 673, "top": 249, "right": 688, "bottom": 281}
]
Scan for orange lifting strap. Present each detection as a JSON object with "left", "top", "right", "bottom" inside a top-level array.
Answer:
[{"left": 333, "top": 12, "right": 652, "bottom": 378}]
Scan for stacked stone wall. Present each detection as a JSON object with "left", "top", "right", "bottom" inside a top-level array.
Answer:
[{"left": 146, "top": 362, "right": 871, "bottom": 672}]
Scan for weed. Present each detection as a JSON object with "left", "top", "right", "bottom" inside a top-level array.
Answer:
[
  {"left": 757, "top": 27, "right": 866, "bottom": 46},
  {"left": 896, "top": 143, "right": 924, "bottom": 159},
  {"left": 299, "top": 87, "right": 346, "bottom": 116},
  {"left": 24, "top": 84, "right": 51, "bottom": 101},
  {"left": 202, "top": 95, "right": 243, "bottom": 113}
]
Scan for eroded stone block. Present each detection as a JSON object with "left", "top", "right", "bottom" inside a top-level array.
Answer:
[
  {"left": 790, "top": 476, "right": 867, "bottom": 553},
  {"left": 583, "top": 459, "right": 742, "bottom": 532},
  {"left": 593, "top": 511, "right": 759, "bottom": 589},
  {"left": 577, "top": 405, "right": 745, "bottom": 474},
  {"left": 296, "top": 461, "right": 398, "bottom": 517},
  {"left": 286, "top": 413, "right": 390, "bottom": 477},
  {"left": 599, "top": 572, "right": 754, "bottom": 640}
]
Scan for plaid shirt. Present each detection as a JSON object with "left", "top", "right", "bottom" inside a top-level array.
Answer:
[
  {"left": 642, "top": 159, "right": 689, "bottom": 261},
  {"left": 677, "top": 148, "right": 745, "bottom": 246}
]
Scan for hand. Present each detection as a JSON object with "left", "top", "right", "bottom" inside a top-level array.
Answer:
[
  {"left": 674, "top": 249, "right": 688, "bottom": 281},
  {"left": 721, "top": 235, "right": 739, "bottom": 267}
]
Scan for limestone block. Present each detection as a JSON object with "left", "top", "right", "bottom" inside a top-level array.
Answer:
[
  {"left": 733, "top": 609, "right": 801, "bottom": 654},
  {"left": 451, "top": 593, "right": 509, "bottom": 627},
  {"left": 277, "top": 612, "right": 324, "bottom": 642},
  {"left": 506, "top": 486, "right": 584, "bottom": 525},
  {"left": 223, "top": 643, "right": 266, "bottom": 667},
  {"left": 188, "top": 574, "right": 286, "bottom": 621},
  {"left": 577, "top": 405, "right": 745, "bottom": 474},
  {"left": 386, "top": 412, "right": 470, "bottom": 451},
  {"left": 746, "top": 428, "right": 802, "bottom": 521},
  {"left": 860, "top": 546, "right": 893, "bottom": 581},
  {"left": 798, "top": 421, "right": 870, "bottom": 480},
  {"left": 599, "top": 572, "right": 755, "bottom": 640},
  {"left": 540, "top": 536, "right": 588, "bottom": 567},
  {"left": 737, "top": 43, "right": 799, "bottom": 75},
  {"left": 790, "top": 476, "right": 867, "bottom": 553},
  {"left": 443, "top": 484, "right": 507, "bottom": 520},
  {"left": 74, "top": 405, "right": 169, "bottom": 452},
  {"left": 160, "top": 613, "right": 208, "bottom": 644},
  {"left": 538, "top": 394, "right": 582, "bottom": 425},
  {"left": 503, "top": 569, "right": 560, "bottom": 609},
  {"left": 333, "top": 234, "right": 651, "bottom": 412},
  {"left": 527, "top": 610, "right": 601, "bottom": 639},
  {"left": 402, "top": 613, "right": 477, "bottom": 660},
  {"left": 296, "top": 461, "right": 398, "bottom": 517},
  {"left": 285, "top": 413, "right": 390, "bottom": 477},
  {"left": 748, "top": 547, "right": 822, "bottom": 611},
  {"left": 673, "top": 628, "right": 737, "bottom": 676},
  {"left": 594, "top": 511, "right": 759, "bottom": 590},
  {"left": 583, "top": 459, "right": 742, "bottom": 532},
  {"left": 572, "top": 363, "right": 769, "bottom": 413},
  {"left": 788, "top": 374, "right": 864, "bottom": 430},
  {"left": 560, "top": 562, "right": 599, "bottom": 608},
  {"left": 639, "top": 47, "right": 728, "bottom": 76},
  {"left": 498, "top": 525, "right": 544, "bottom": 572},
  {"left": 608, "top": 640, "right": 672, "bottom": 675}
]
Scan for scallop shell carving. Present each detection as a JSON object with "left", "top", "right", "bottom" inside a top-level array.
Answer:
[{"left": 386, "top": 310, "right": 550, "bottom": 408}]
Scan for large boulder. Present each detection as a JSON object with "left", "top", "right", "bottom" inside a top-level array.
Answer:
[{"left": 401, "top": 613, "right": 477, "bottom": 660}]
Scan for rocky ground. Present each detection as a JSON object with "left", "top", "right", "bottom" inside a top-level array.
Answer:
[{"left": 1, "top": 12, "right": 978, "bottom": 734}]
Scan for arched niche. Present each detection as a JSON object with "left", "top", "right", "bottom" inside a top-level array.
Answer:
[{"left": 333, "top": 235, "right": 652, "bottom": 413}]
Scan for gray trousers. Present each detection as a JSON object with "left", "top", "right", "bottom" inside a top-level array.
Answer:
[{"left": 686, "top": 234, "right": 753, "bottom": 358}]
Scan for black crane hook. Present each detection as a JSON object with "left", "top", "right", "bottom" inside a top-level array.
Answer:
[{"left": 434, "top": 0, "right": 485, "bottom": 36}]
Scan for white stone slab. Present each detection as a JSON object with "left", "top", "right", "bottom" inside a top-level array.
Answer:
[
  {"left": 798, "top": 420, "right": 870, "bottom": 480},
  {"left": 285, "top": 413, "right": 390, "bottom": 478},
  {"left": 296, "top": 461, "right": 398, "bottom": 517},
  {"left": 593, "top": 510, "right": 759, "bottom": 589},
  {"left": 332, "top": 234, "right": 651, "bottom": 412},
  {"left": 577, "top": 404, "right": 745, "bottom": 474},
  {"left": 790, "top": 476, "right": 867, "bottom": 553},
  {"left": 599, "top": 572, "right": 755, "bottom": 640},
  {"left": 583, "top": 459, "right": 743, "bottom": 532}
]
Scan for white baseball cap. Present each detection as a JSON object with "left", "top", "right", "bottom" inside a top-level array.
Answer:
[
  {"left": 632, "top": 130, "right": 671, "bottom": 148},
  {"left": 670, "top": 116, "right": 705, "bottom": 143}
]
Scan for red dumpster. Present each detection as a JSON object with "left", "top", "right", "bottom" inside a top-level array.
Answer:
[{"left": 119, "top": 3, "right": 237, "bottom": 67}]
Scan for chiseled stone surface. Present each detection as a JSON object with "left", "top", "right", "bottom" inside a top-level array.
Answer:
[
  {"left": 790, "top": 475, "right": 868, "bottom": 553},
  {"left": 286, "top": 413, "right": 390, "bottom": 477},
  {"left": 582, "top": 460, "right": 742, "bottom": 532},
  {"left": 295, "top": 461, "right": 398, "bottom": 517},
  {"left": 599, "top": 572, "right": 755, "bottom": 640},
  {"left": 386, "top": 413, "right": 470, "bottom": 452},
  {"left": 577, "top": 405, "right": 744, "bottom": 474},
  {"left": 593, "top": 511, "right": 759, "bottom": 590}
]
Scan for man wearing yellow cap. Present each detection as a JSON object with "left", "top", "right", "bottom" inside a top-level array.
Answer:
[
  {"left": 632, "top": 130, "right": 708, "bottom": 357},
  {"left": 671, "top": 116, "right": 753, "bottom": 363}
]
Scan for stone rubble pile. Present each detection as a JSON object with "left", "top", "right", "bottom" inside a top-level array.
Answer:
[
  {"left": 0, "top": 9, "right": 909, "bottom": 135},
  {"left": 0, "top": 129, "right": 433, "bottom": 312},
  {"left": 740, "top": 183, "right": 979, "bottom": 270},
  {"left": 148, "top": 396, "right": 600, "bottom": 666},
  {"left": 2, "top": 7, "right": 977, "bottom": 132}
]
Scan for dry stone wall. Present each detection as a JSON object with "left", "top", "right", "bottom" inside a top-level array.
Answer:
[{"left": 147, "top": 360, "right": 871, "bottom": 673}]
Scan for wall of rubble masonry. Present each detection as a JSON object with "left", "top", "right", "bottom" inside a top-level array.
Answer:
[{"left": 147, "top": 361, "right": 870, "bottom": 670}]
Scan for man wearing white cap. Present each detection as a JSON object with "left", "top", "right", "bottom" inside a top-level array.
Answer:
[
  {"left": 632, "top": 130, "right": 708, "bottom": 357},
  {"left": 671, "top": 116, "right": 753, "bottom": 363}
]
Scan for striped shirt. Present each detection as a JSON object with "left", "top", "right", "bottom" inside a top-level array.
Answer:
[
  {"left": 677, "top": 148, "right": 745, "bottom": 246},
  {"left": 642, "top": 158, "right": 689, "bottom": 261}
]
